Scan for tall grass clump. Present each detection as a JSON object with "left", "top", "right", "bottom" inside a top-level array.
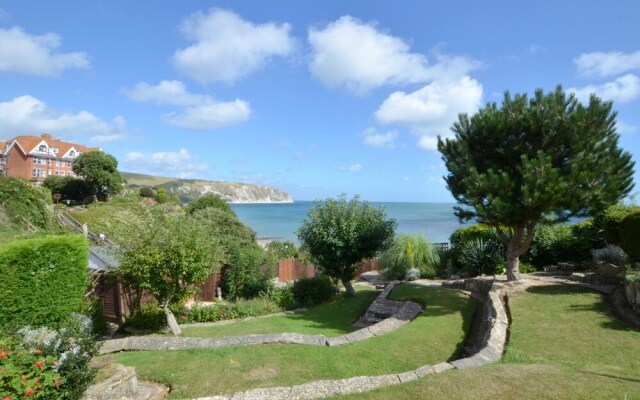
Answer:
[{"left": 381, "top": 234, "right": 440, "bottom": 280}]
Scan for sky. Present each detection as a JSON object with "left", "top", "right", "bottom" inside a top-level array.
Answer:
[{"left": 0, "top": 1, "right": 639, "bottom": 202}]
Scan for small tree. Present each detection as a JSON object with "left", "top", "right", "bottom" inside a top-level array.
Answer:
[
  {"left": 72, "top": 151, "right": 123, "bottom": 201},
  {"left": 115, "top": 211, "right": 224, "bottom": 335},
  {"left": 297, "top": 195, "right": 396, "bottom": 296},
  {"left": 438, "top": 86, "right": 635, "bottom": 281},
  {"left": 155, "top": 187, "right": 168, "bottom": 204},
  {"left": 380, "top": 234, "right": 440, "bottom": 280}
]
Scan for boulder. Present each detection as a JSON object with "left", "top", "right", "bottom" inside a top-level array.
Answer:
[{"left": 596, "top": 263, "right": 625, "bottom": 280}]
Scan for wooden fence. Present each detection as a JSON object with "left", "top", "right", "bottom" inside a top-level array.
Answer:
[{"left": 277, "top": 258, "right": 382, "bottom": 282}]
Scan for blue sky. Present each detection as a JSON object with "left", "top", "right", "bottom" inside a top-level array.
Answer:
[{"left": 1, "top": 1, "right": 638, "bottom": 202}]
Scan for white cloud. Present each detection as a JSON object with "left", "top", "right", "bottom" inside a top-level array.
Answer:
[
  {"left": 91, "top": 116, "right": 127, "bottom": 143},
  {"left": 173, "top": 9, "right": 295, "bottom": 84},
  {"left": 362, "top": 127, "right": 398, "bottom": 148},
  {"left": 0, "top": 95, "right": 126, "bottom": 142},
  {"left": 339, "top": 163, "right": 363, "bottom": 172},
  {"left": 569, "top": 74, "right": 640, "bottom": 104},
  {"left": 617, "top": 120, "right": 638, "bottom": 134},
  {"left": 162, "top": 100, "right": 250, "bottom": 130},
  {"left": 293, "top": 150, "right": 305, "bottom": 159},
  {"left": 125, "top": 80, "right": 251, "bottom": 130},
  {"left": 0, "top": 27, "right": 89, "bottom": 76},
  {"left": 124, "top": 148, "right": 209, "bottom": 179},
  {"left": 574, "top": 50, "right": 640, "bottom": 78},
  {"left": 124, "top": 80, "right": 207, "bottom": 106},
  {"left": 308, "top": 16, "right": 480, "bottom": 94},
  {"left": 374, "top": 76, "right": 483, "bottom": 150}
]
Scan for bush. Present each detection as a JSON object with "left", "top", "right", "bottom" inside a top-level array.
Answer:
[
  {"left": 620, "top": 211, "right": 640, "bottom": 262},
  {"left": 79, "top": 295, "right": 110, "bottom": 335},
  {"left": 185, "top": 194, "right": 234, "bottom": 216},
  {"left": 222, "top": 245, "right": 271, "bottom": 300},
  {"left": 593, "top": 203, "right": 640, "bottom": 245},
  {"left": 460, "top": 238, "right": 505, "bottom": 276},
  {"left": 380, "top": 234, "right": 440, "bottom": 280},
  {"left": 591, "top": 245, "right": 628, "bottom": 266},
  {"left": 0, "top": 175, "right": 53, "bottom": 229},
  {"left": 292, "top": 276, "right": 337, "bottom": 307},
  {"left": 0, "top": 314, "right": 99, "bottom": 400},
  {"left": 263, "top": 284, "right": 295, "bottom": 310},
  {"left": 182, "top": 297, "right": 285, "bottom": 324},
  {"left": 404, "top": 268, "right": 421, "bottom": 281},
  {"left": 523, "top": 221, "right": 600, "bottom": 268},
  {"left": 138, "top": 186, "right": 155, "bottom": 198},
  {"left": 122, "top": 302, "right": 166, "bottom": 332},
  {"left": 0, "top": 235, "right": 88, "bottom": 327},
  {"left": 449, "top": 224, "right": 505, "bottom": 272}
]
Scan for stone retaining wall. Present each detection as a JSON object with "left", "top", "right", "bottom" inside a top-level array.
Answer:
[
  {"left": 99, "top": 283, "right": 422, "bottom": 355},
  {"left": 189, "top": 280, "right": 508, "bottom": 400},
  {"left": 96, "top": 280, "right": 509, "bottom": 400}
]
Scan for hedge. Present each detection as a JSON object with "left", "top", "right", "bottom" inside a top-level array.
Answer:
[
  {"left": 620, "top": 211, "right": 640, "bottom": 261},
  {"left": 0, "top": 234, "right": 89, "bottom": 327},
  {"left": 593, "top": 203, "right": 640, "bottom": 246}
]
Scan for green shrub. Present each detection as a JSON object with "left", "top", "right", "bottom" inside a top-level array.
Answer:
[
  {"left": 291, "top": 276, "right": 337, "bottom": 307},
  {"left": 460, "top": 238, "right": 505, "bottom": 276},
  {"left": 449, "top": 224, "right": 500, "bottom": 249},
  {"left": 591, "top": 245, "right": 628, "bottom": 266},
  {"left": 0, "top": 235, "right": 88, "bottom": 327},
  {"left": 263, "top": 284, "right": 295, "bottom": 310},
  {"left": 79, "top": 295, "right": 110, "bottom": 335},
  {"left": 185, "top": 194, "right": 234, "bottom": 216},
  {"left": 380, "top": 234, "right": 440, "bottom": 280},
  {"left": 43, "top": 176, "right": 93, "bottom": 203},
  {"left": 0, "top": 175, "right": 53, "bottom": 229},
  {"left": 0, "top": 314, "right": 99, "bottom": 400},
  {"left": 593, "top": 203, "right": 640, "bottom": 245},
  {"left": 523, "top": 221, "right": 599, "bottom": 268},
  {"left": 620, "top": 211, "right": 640, "bottom": 261},
  {"left": 182, "top": 297, "right": 285, "bottom": 323},
  {"left": 222, "top": 244, "right": 270, "bottom": 300},
  {"left": 122, "top": 302, "right": 166, "bottom": 331},
  {"left": 138, "top": 186, "right": 155, "bottom": 198}
]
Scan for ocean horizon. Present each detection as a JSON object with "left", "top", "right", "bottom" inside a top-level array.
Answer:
[{"left": 230, "top": 201, "right": 471, "bottom": 244}]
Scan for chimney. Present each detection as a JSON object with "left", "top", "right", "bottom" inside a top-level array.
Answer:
[{"left": 41, "top": 133, "right": 52, "bottom": 139}]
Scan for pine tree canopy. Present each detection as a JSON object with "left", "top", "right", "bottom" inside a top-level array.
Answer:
[{"left": 438, "top": 86, "right": 635, "bottom": 228}]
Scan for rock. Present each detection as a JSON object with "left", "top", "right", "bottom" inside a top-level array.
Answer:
[
  {"left": 596, "top": 263, "right": 624, "bottom": 280},
  {"left": 558, "top": 262, "right": 577, "bottom": 273},
  {"left": 83, "top": 364, "right": 137, "bottom": 400}
]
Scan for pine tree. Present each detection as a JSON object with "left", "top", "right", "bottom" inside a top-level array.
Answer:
[{"left": 438, "top": 86, "right": 635, "bottom": 281}]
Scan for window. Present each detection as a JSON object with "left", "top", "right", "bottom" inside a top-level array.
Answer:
[
  {"left": 67, "top": 160, "right": 72, "bottom": 167},
  {"left": 38, "top": 144, "right": 47, "bottom": 153},
  {"left": 67, "top": 171, "right": 73, "bottom": 176},
  {"left": 33, "top": 157, "right": 44, "bottom": 164},
  {"left": 32, "top": 168, "right": 42, "bottom": 178},
  {"left": 69, "top": 150, "right": 76, "bottom": 157},
  {"left": 52, "top": 147, "right": 58, "bottom": 154}
]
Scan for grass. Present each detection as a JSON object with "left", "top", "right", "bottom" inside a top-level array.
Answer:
[
  {"left": 180, "top": 286, "right": 378, "bottom": 338},
  {"left": 113, "top": 284, "right": 475, "bottom": 398},
  {"left": 339, "top": 284, "right": 640, "bottom": 400},
  {"left": 68, "top": 193, "right": 150, "bottom": 237}
]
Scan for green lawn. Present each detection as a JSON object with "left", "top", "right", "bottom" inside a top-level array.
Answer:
[
  {"left": 113, "top": 285, "right": 475, "bottom": 398},
  {"left": 180, "top": 286, "right": 378, "bottom": 338},
  {"left": 339, "top": 284, "right": 640, "bottom": 400}
]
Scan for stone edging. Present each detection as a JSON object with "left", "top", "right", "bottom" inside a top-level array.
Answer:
[
  {"left": 187, "top": 281, "right": 508, "bottom": 400},
  {"left": 98, "top": 282, "right": 422, "bottom": 355}
]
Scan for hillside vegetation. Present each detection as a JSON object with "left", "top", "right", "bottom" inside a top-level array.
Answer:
[{"left": 122, "top": 171, "right": 293, "bottom": 203}]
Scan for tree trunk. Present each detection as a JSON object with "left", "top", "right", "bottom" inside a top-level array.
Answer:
[
  {"left": 506, "top": 250, "right": 521, "bottom": 281},
  {"left": 163, "top": 302, "right": 182, "bottom": 336},
  {"left": 342, "top": 278, "right": 356, "bottom": 297}
]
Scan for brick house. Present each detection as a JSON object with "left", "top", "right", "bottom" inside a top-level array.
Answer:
[{"left": 0, "top": 134, "right": 100, "bottom": 181}]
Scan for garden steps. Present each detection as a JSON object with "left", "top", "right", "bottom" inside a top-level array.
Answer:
[{"left": 352, "top": 298, "right": 404, "bottom": 328}]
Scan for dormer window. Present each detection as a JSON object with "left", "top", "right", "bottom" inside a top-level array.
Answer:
[
  {"left": 52, "top": 147, "right": 58, "bottom": 154},
  {"left": 69, "top": 150, "right": 76, "bottom": 157},
  {"left": 38, "top": 145, "right": 48, "bottom": 153}
]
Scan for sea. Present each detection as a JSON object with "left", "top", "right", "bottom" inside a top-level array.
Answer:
[{"left": 230, "top": 201, "right": 470, "bottom": 245}]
